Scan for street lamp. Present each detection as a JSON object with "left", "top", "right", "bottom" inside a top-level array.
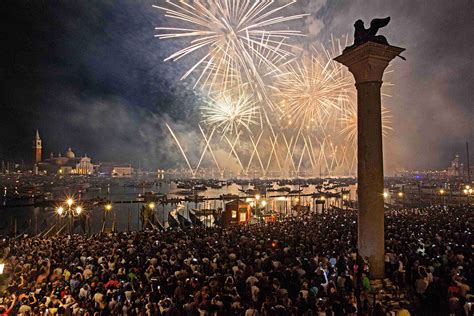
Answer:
[
  {"left": 75, "top": 206, "right": 82, "bottom": 215},
  {"left": 102, "top": 203, "right": 113, "bottom": 233},
  {"left": 320, "top": 196, "right": 326, "bottom": 214},
  {"left": 465, "top": 188, "right": 472, "bottom": 204},
  {"left": 57, "top": 206, "right": 64, "bottom": 216},
  {"left": 254, "top": 195, "right": 261, "bottom": 220},
  {"left": 56, "top": 198, "right": 83, "bottom": 234},
  {"left": 398, "top": 192, "right": 403, "bottom": 198},
  {"left": 383, "top": 191, "right": 390, "bottom": 205},
  {"left": 341, "top": 194, "right": 348, "bottom": 210},
  {"left": 142, "top": 202, "right": 156, "bottom": 230},
  {"left": 439, "top": 189, "right": 445, "bottom": 205},
  {"left": 261, "top": 200, "right": 267, "bottom": 218}
]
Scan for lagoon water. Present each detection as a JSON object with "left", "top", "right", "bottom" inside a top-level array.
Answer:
[{"left": 1, "top": 181, "right": 355, "bottom": 235}]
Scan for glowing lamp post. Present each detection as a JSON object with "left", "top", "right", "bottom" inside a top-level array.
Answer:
[
  {"left": 438, "top": 189, "right": 445, "bottom": 204},
  {"left": 75, "top": 206, "right": 82, "bottom": 215},
  {"left": 465, "top": 186, "right": 472, "bottom": 204},
  {"left": 261, "top": 200, "right": 267, "bottom": 217},
  {"left": 342, "top": 194, "right": 348, "bottom": 209},
  {"left": 57, "top": 206, "right": 64, "bottom": 217},
  {"left": 254, "top": 195, "right": 261, "bottom": 220},
  {"left": 142, "top": 202, "right": 156, "bottom": 230},
  {"left": 383, "top": 191, "right": 389, "bottom": 204},
  {"left": 320, "top": 196, "right": 326, "bottom": 213},
  {"left": 56, "top": 197, "right": 83, "bottom": 234},
  {"left": 101, "top": 203, "right": 113, "bottom": 233}
]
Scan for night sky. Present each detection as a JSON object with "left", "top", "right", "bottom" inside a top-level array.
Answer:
[{"left": 1, "top": 0, "right": 473, "bottom": 172}]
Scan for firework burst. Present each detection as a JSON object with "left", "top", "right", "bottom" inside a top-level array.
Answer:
[
  {"left": 154, "top": 0, "right": 307, "bottom": 99},
  {"left": 200, "top": 94, "right": 259, "bottom": 135},
  {"left": 275, "top": 44, "right": 354, "bottom": 132},
  {"left": 340, "top": 104, "right": 393, "bottom": 145}
]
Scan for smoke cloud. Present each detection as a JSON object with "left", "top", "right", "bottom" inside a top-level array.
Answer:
[{"left": 1, "top": 0, "right": 472, "bottom": 173}]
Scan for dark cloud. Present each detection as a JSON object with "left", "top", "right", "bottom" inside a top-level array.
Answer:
[{"left": 0, "top": 0, "right": 472, "bottom": 171}]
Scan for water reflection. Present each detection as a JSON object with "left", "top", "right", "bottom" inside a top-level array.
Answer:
[{"left": 0, "top": 181, "right": 355, "bottom": 235}]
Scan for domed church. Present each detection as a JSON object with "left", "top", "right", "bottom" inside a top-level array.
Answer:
[{"left": 34, "top": 133, "right": 94, "bottom": 175}]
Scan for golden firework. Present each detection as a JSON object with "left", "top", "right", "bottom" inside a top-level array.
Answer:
[
  {"left": 275, "top": 45, "right": 354, "bottom": 132},
  {"left": 154, "top": 0, "right": 307, "bottom": 98},
  {"left": 340, "top": 104, "right": 393, "bottom": 145},
  {"left": 200, "top": 93, "right": 259, "bottom": 135}
]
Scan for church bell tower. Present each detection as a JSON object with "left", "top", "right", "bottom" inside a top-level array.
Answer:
[{"left": 33, "top": 130, "right": 42, "bottom": 163}]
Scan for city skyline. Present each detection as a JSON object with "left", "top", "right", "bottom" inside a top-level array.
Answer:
[{"left": 1, "top": 129, "right": 468, "bottom": 176}]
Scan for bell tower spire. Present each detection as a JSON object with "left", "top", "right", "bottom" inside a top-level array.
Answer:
[{"left": 33, "top": 130, "right": 42, "bottom": 163}]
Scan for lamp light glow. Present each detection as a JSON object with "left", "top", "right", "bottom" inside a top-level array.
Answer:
[
  {"left": 75, "top": 206, "right": 82, "bottom": 215},
  {"left": 57, "top": 206, "right": 64, "bottom": 216}
]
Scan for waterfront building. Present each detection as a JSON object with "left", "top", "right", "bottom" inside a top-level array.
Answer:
[
  {"left": 97, "top": 162, "right": 133, "bottom": 177},
  {"left": 112, "top": 164, "right": 133, "bottom": 177},
  {"left": 447, "top": 154, "right": 464, "bottom": 177},
  {"left": 39, "top": 148, "right": 94, "bottom": 175}
]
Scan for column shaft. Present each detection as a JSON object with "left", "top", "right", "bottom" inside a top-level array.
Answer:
[
  {"left": 334, "top": 42, "right": 405, "bottom": 279},
  {"left": 357, "top": 81, "right": 385, "bottom": 278}
]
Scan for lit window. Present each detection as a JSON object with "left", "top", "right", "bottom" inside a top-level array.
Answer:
[{"left": 231, "top": 210, "right": 237, "bottom": 218}]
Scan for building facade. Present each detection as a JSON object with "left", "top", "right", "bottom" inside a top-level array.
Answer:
[
  {"left": 32, "top": 131, "right": 134, "bottom": 176},
  {"left": 39, "top": 147, "right": 94, "bottom": 175},
  {"left": 447, "top": 154, "right": 464, "bottom": 177},
  {"left": 97, "top": 163, "right": 134, "bottom": 177}
]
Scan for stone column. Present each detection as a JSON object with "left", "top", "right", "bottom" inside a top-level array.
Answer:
[{"left": 335, "top": 42, "right": 405, "bottom": 278}]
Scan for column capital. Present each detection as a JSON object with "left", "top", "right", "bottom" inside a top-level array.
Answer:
[{"left": 334, "top": 42, "right": 405, "bottom": 83}]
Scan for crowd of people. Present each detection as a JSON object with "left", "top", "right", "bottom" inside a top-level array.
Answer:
[{"left": 0, "top": 204, "right": 472, "bottom": 315}]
